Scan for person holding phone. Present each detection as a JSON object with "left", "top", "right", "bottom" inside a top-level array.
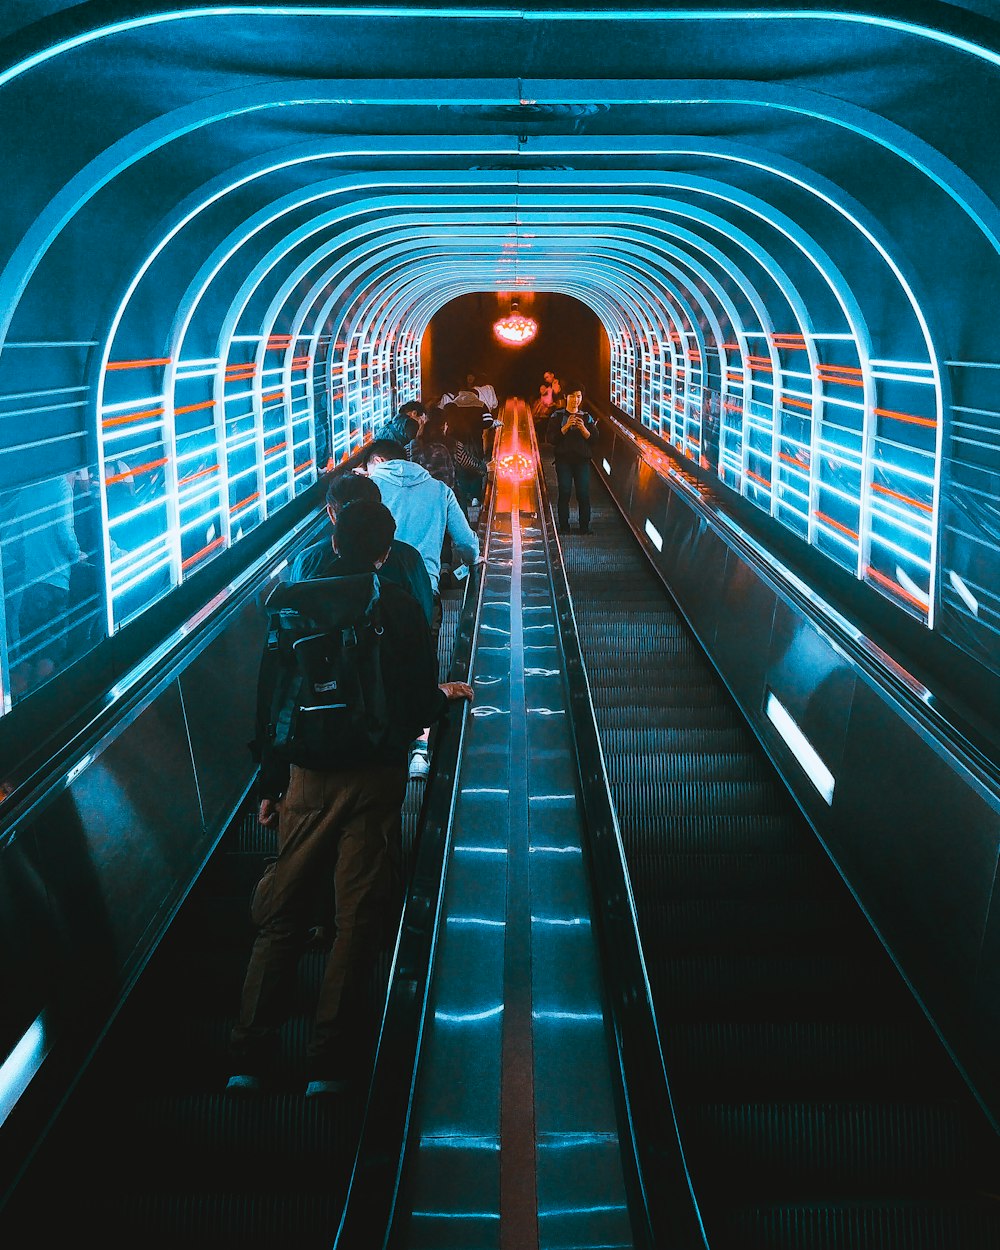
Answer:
[{"left": 545, "top": 381, "right": 599, "bottom": 535}]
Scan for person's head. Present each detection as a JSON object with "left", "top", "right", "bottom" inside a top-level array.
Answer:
[
  {"left": 333, "top": 499, "right": 396, "bottom": 569},
  {"left": 465, "top": 371, "right": 477, "bottom": 388},
  {"left": 543, "top": 370, "right": 555, "bottom": 384},
  {"left": 325, "top": 470, "right": 380, "bottom": 527},
  {"left": 563, "top": 381, "right": 585, "bottom": 411},
  {"left": 399, "top": 400, "right": 425, "bottom": 421},
  {"left": 360, "top": 438, "right": 408, "bottom": 471},
  {"left": 420, "top": 406, "right": 448, "bottom": 441}
]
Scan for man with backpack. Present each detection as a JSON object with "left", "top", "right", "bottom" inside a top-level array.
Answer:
[
  {"left": 228, "top": 499, "right": 474, "bottom": 1096},
  {"left": 291, "top": 470, "right": 435, "bottom": 628},
  {"left": 358, "top": 438, "right": 480, "bottom": 779}
]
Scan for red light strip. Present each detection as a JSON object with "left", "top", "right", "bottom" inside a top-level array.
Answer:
[
  {"left": 866, "top": 564, "right": 929, "bottom": 612},
  {"left": 814, "top": 510, "right": 858, "bottom": 540},
  {"left": 181, "top": 535, "right": 226, "bottom": 571},
  {"left": 229, "top": 491, "right": 260, "bottom": 514},
  {"left": 873, "top": 406, "right": 937, "bottom": 428},
  {"left": 871, "top": 481, "right": 933, "bottom": 513},
  {"left": 174, "top": 399, "right": 215, "bottom": 416},
  {"left": 102, "top": 405, "right": 164, "bottom": 428},
  {"left": 179, "top": 464, "right": 220, "bottom": 486},
  {"left": 105, "top": 357, "right": 171, "bottom": 371},
  {"left": 106, "top": 456, "right": 167, "bottom": 485}
]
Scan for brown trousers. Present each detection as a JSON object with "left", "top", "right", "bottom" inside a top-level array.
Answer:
[{"left": 231, "top": 760, "right": 407, "bottom": 1072}]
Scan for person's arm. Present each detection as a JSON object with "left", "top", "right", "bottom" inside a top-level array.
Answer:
[
  {"left": 452, "top": 439, "right": 486, "bottom": 475},
  {"left": 444, "top": 486, "right": 480, "bottom": 568}
]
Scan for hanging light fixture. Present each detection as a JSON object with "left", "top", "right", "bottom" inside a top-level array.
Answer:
[{"left": 493, "top": 298, "right": 538, "bottom": 348}]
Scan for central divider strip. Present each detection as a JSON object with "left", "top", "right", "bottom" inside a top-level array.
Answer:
[{"left": 500, "top": 417, "right": 540, "bottom": 1249}]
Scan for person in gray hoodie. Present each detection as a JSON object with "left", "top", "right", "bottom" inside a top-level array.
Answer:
[
  {"left": 357, "top": 439, "right": 480, "bottom": 778},
  {"left": 358, "top": 439, "right": 478, "bottom": 598}
]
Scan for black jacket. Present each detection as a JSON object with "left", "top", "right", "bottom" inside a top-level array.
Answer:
[
  {"left": 290, "top": 535, "right": 435, "bottom": 626},
  {"left": 256, "top": 569, "right": 447, "bottom": 798},
  {"left": 546, "top": 407, "right": 599, "bottom": 462}
]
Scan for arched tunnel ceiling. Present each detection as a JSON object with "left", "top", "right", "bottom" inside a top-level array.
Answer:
[{"left": 1, "top": 1, "right": 999, "bottom": 365}]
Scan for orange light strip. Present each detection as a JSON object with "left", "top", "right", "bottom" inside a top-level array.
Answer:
[
  {"left": 229, "top": 491, "right": 260, "bottom": 514},
  {"left": 102, "top": 405, "right": 164, "bottom": 428},
  {"left": 871, "top": 481, "right": 933, "bottom": 513},
  {"left": 264, "top": 439, "right": 288, "bottom": 457},
  {"left": 772, "top": 334, "right": 806, "bottom": 349},
  {"left": 106, "top": 456, "right": 167, "bottom": 485},
  {"left": 779, "top": 452, "right": 809, "bottom": 468},
  {"left": 181, "top": 535, "right": 226, "bottom": 571},
  {"left": 747, "top": 355, "right": 773, "bottom": 371},
  {"left": 817, "top": 362, "right": 863, "bottom": 375},
  {"left": 105, "top": 357, "right": 171, "bottom": 371},
  {"left": 179, "top": 464, "right": 220, "bottom": 487},
  {"left": 814, "top": 510, "right": 858, "bottom": 540},
  {"left": 873, "top": 406, "right": 937, "bottom": 428},
  {"left": 266, "top": 336, "right": 293, "bottom": 350},
  {"left": 174, "top": 399, "right": 215, "bottom": 416},
  {"left": 262, "top": 390, "right": 284, "bottom": 403},
  {"left": 866, "top": 564, "right": 929, "bottom": 612},
  {"left": 746, "top": 469, "right": 771, "bottom": 488},
  {"left": 294, "top": 458, "right": 314, "bottom": 474},
  {"left": 781, "top": 396, "right": 813, "bottom": 410}
]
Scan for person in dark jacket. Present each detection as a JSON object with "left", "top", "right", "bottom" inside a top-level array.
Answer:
[
  {"left": 291, "top": 472, "right": 434, "bottom": 627},
  {"left": 228, "top": 499, "right": 473, "bottom": 1096},
  {"left": 372, "top": 400, "right": 425, "bottom": 447},
  {"left": 546, "top": 380, "right": 599, "bottom": 534}
]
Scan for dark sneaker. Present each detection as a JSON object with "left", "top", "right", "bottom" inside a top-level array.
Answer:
[
  {"left": 225, "top": 1073, "right": 263, "bottom": 1093},
  {"left": 305, "top": 1076, "right": 351, "bottom": 1098}
]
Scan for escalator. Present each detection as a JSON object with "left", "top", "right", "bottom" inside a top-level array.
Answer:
[
  {"left": 0, "top": 590, "right": 469, "bottom": 1250},
  {"left": 543, "top": 454, "right": 1000, "bottom": 1249}
]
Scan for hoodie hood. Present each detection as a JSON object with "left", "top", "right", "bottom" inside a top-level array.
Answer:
[{"left": 370, "top": 459, "right": 431, "bottom": 488}]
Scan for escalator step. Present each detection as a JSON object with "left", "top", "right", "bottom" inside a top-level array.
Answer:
[
  {"left": 638, "top": 897, "right": 873, "bottom": 949},
  {"left": 646, "top": 953, "right": 900, "bottom": 1017},
  {"left": 84, "top": 1189, "right": 351, "bottom": 1250},
  {"left": 595, "top": 700, "right": 740, "bottom": 730},
  {"left": 689, "top": 1100, "right": 974, "bottom": 1190},
  {"left": 603, "top": 749, "right": 769, "bottom": 784},
  {"left": 727, "top": 1199, "right": 1000, "bottom": 1250},
  {"left": 612, "top": 776, "right": 790, "bottom": 817},
  {"left": 661, "top": 1021, "right": 961, "bottom": 1100},
  {"left": 625, "top": 849, "right": 829, "bottom": 898},
  {"left": 614, "top": 812, "right": 804, "bottom": 853}
]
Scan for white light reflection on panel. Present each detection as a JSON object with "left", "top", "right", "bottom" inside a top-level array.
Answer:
[
  {"left": 765, "top": 692, "right": 835, "bottom": 804},
  {"left": 0, "top": 1012, "right": 48, "bottom": 1127}
]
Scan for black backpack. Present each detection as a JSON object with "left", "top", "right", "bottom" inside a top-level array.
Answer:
[{"left": 254, "top": 573, "right": 391, "bottom": 769}]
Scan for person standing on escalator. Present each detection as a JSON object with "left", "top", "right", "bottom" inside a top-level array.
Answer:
[{"left": 546, "top": 380, "right": 599, "bottom": 535}]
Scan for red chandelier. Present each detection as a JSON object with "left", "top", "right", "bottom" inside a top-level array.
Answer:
[{"left": 493, "top": 299, "right": 538, "bottom": 347}]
